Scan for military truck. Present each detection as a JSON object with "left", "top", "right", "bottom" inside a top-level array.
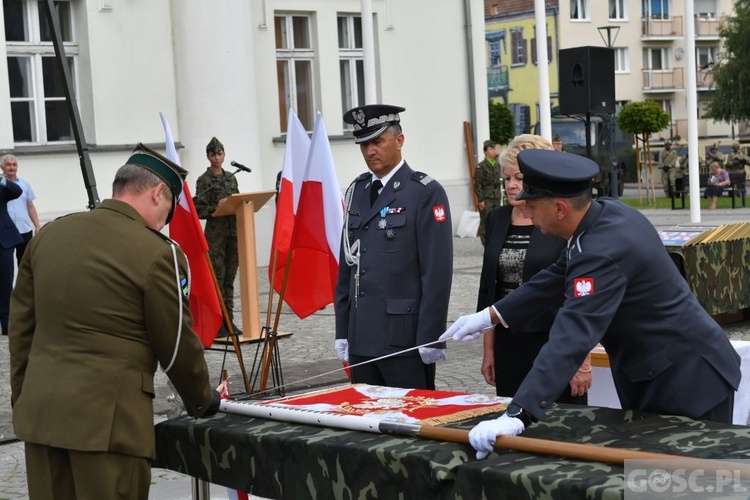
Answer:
[{"left": 534, "top": 114, "right": 635, "bottom": 197}]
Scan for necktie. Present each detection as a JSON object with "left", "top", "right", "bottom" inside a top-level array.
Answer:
[{"left": 370, "top": 180, "right": 383, "bottom": 206}]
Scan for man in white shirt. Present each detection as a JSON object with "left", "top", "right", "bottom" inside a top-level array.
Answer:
[{"left": 1, "top": 154, "right": 40, "bottom": 265}]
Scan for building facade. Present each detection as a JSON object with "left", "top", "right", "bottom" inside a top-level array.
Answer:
[
  {"left": 486, "top": 0, "right": 736, "bottom": 146},
  {"left": 0, "top": 0, "right": 490, "bottom": 262}
]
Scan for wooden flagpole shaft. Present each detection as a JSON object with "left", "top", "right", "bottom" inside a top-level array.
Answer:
[
  {"left": 205, "top": 253, "right": 252, "bottom": 394},
  {"left": 259, "top": 249, "right": 294, "bottom": 391},
  {"left": 220, "top": 400, "right": 722, "bottom": 467}
]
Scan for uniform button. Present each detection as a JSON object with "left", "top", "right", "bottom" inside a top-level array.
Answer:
[
  {"left": 407, "top": 307, "right": 412, "bottom": 312},
  {"left": 362, "top": 247, "right": 367, "bottom": 253},
  {"left": 540, "top": 401, "right": 548, "bottom": 408},
  {"left": 360, "top": 269, "right": 366, "bottom": 275},
  {"left": 647, "top": 370, "right": 654, "bottom": 377},
  {"left": 364, "top": 225, "right": 369, "bottom": 230},
  {"left": 359, "top": 292, "right": 365, "bottom": 298}
]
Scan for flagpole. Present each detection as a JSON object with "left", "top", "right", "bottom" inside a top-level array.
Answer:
[
  {"left": 260, "top": 249, "right": 294, "bottom": 392},
  {"left": 205, "top": 253, "right": 252, "bottom": 394}
]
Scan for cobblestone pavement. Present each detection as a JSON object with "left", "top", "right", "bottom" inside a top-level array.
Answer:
[{"left": 2, "top": 200, "right": 750, "bottom": 498}]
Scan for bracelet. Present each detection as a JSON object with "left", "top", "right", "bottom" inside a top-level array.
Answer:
[{"left": 578, "top": 366, "right": 592, "bottom": 373}]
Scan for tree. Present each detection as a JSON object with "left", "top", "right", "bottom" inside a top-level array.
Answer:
[
  {"left": 617, "top": 101, "right": 671, "bottom": 205},
  {"left": 488, "top": 100, "right": 515, "bottom": 145},
  {"left": 706, "top": 1, "right": 750, "bottom": 122}
]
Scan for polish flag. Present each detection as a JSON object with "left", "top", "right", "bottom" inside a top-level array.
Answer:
[
  {"left": 268, "top": 109, "right": 310, "bottom": 296},
  {"left": 160, "top": 112, "right": 223, "bottom": 346},
  {"left": 283, "top": 112, "right": 344, "bottom": 318}
]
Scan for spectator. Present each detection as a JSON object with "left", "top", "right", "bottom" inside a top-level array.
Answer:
[
  {"left": 477, "top": 134, "right": 590, "bottom": 404},
  {"left": 1, "top": 154, "right": 40, "bottom": 265},
  {"left": 704, "top": 160, "right": 730, "bottom": 210},
  {"left": 9, "top": 143, "right": 220, "bottom": 497},
  {"left": 335, "top": 104, "right": 453, "bottom": 389}
]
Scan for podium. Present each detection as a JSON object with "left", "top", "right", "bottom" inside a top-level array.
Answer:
[{"left": 213, "top": 190, "right": 275, "bottom": 341}]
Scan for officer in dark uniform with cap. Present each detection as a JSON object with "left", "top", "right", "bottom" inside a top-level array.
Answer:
[
  {"left": 10, "top": 144, "right": 221, "bottom": 498},
  {"left": 335, "top": 104, "right": 453, "bottom": 390},
  {"left": 441, "top": 150, "right": 741, "bottom": 459}
]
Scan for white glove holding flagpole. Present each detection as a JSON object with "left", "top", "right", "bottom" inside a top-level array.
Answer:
[
  {"left": 438, "top": 308, "right": 494, "bottom": 342},
  {"left": 334, "top": 339, "right": 349, "bottom": 363},
  {"left": 469, "top": 413, "right": 525, "bottom": 460}
]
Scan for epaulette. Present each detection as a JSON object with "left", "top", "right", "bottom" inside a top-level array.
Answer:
[
  {"left": 412, "top": 171, "right": 435, "bottom": 186},
  {"left": 355, "top": 172, "right": 370, "bottom": 182},
  {"left": 147, "top": 227, "right": 177, "bottom": 245}
]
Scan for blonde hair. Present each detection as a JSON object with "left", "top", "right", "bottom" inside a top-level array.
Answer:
[{"left": 500, "top": 134, "right": 553, "bottom": 172}]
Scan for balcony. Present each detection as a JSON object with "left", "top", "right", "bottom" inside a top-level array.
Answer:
[
  {"left": 674, "top": 118, "right": 732, "bottom": 139},
  {"left": 642, "top": 16, "right": 683, "bottom": 39},
  {"left": 696, "top": 69, "right": 714, "bottom": 89},
  {"left": 642, "top": 68, "right": 684, "bottom": 92},
  {"left": 487, "top": 65, "right": 510, "bottom": 100},
  {"left": 695, "top": 17, "right": 721, "bottom": 39}
]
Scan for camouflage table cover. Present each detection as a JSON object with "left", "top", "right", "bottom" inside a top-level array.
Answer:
[{"left": 153, "top": 405, "right": 750, "bottom": 499}]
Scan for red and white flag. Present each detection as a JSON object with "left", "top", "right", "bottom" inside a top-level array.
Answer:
[
  {"left": 160, "top": 112, "right": 223, "bottom": 347},
  {"left": 282, "top": 112, "right": 344, "bottom": 318},
  {"left": 268, "top": 109, "right": 311, "bottom": 296}
]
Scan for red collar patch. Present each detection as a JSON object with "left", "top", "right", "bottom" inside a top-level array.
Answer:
[
  {"left": 573, "top": 277, "right": 594, "bottom": 297},
  {"left": 433, "top": 205, "right": 446, "bottom": 223}
]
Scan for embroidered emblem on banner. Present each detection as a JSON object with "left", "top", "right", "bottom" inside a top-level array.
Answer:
[
  {"left": 574, "top": 278, "right": 594, "bottom": 297},
  {"left": 432, "top": 205, "right": 446, "bottom": 223}
]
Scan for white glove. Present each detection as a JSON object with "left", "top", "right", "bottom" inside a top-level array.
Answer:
[
  {"left": 468, "top": 413, "right": 525, "bottom": 460},
  {"left": 334, "top": 339, "right": 349, "bottom": 363},
  {"left": 438, "top": 308, "right": 493, "bottom": 343},
  {"left": 419, "top": 347, "right": 447, "bottom": 364}
]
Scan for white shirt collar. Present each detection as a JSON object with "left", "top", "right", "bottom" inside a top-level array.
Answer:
[{"left": 372, "top": 159, "right": 405, "bottom": 191}]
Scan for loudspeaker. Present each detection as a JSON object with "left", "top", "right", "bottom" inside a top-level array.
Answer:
[{"left": 558, "top": 46, "right": 615, "bottom": 115}]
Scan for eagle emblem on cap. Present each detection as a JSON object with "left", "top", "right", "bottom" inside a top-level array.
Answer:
[{"left": 353, "top": 109, "right": 366, "bottom": 126}]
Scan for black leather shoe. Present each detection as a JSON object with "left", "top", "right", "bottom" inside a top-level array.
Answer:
[
  {"left": 215, "top": 325, "right": 230, "bottom": 338},
  {"left": 231, "top": 323, "right": 243, "bottom": 335}
]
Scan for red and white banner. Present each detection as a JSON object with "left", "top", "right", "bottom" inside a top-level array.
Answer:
[{"left": 160, "top": 112, "right": 223, "bottom": 346}]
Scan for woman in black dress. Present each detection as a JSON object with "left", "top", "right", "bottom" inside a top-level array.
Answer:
[{"left": 476, "top": 134, "right": 590, "bottom": 403}]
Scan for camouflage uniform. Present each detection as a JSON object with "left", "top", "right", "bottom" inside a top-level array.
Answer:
[
  {"left": 706, "top": 149, "right": 726, "bottom": 169},
  {"left": 194, "top": 168, "right": 239, "bottom": 318},
  {"left": 725, "top": 144, "right": 750, "bottom": 175},
  {"left": 658, "top": 146, "right": 678, "bottom": 195},
  {"left": 473, "top": 157, "right": 502, "bottom": 245}
]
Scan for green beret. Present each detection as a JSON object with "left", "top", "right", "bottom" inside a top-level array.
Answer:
[
  {"left": 206, "top": 137, "right": 224, "bottom": 154},
  {"left": 126, "top": 143, "right": 187, "bottom": 197}
]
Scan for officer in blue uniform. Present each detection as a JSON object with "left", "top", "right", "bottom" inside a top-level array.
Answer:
[
  {"left": 0, "top": 176, "right": 22, "bottom": 336},
  {"left": 441, "top": 150, "right": 741, "bottom": 458},
  {"left": 335, "top": 104, "right": 453, "bottom": 390}
]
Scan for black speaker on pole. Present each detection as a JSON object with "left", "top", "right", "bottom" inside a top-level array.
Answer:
[{"left": 558, "top": 46, "right": 615, "bottom": 115}]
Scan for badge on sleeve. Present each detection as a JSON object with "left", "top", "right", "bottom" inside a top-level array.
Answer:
[
  {"left": 432, "top": 205, "right": 446, "bottom": 223},
  {"left": 573, "top": 278, "right": 593, "bottom": 297}
]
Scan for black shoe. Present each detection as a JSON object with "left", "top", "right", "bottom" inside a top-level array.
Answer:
[
  {"left": 215, "top": 325, "right": 230, "bottom": 338},
  {"left": 231, "top": 323, "right": 243, "bottom": 336}
]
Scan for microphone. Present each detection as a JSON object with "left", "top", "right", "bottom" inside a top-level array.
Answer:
[{"left": 231, "top": 161, "right": 252, "bottom": 173}]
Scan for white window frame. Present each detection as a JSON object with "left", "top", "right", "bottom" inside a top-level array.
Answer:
[
  {"left": 696, "top": 46, "right": 718, "bottom": 68},
  {"left": 275, "top": 13, "right": 316, "bottom": 132},
  {"left": 643, "top": 0, "right": 670, "bottom": 19},
  {"left": 338, "top": 14, "right": 363, "bottom": 131},
  {"left": 570, "top": 0, "right": 589, "bottom": 21},
  {"left": 643, "top": 47, "right": 671, "bottom": 70},
  {"left": 695, "top": 0, "right": 717, "bottom": 20},
  {"left": 610, "top": 0, "right": 628, "bottom": 21},
  {"left": 5, "top": 0, "right": 77, "bottom": 144},
  {"left": 614, "top": 47, "right": 629, "bottom": 73}
]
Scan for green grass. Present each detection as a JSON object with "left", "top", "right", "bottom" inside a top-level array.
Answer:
[{"left": 618, "top": 193, "right": 743, "bottom": 210}]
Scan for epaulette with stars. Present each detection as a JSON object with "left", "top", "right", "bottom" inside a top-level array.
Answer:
[{"left": 412, "top": 171, "right": 435, "bottom": 186}]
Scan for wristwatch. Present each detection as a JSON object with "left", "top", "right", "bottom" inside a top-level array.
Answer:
[{"left": 505, "top": 402, "right": 534, "bottom": 427}]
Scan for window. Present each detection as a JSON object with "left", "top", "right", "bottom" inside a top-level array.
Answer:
[
  {"left": 4, "top": 0, "right": 76, "bottom": 144},
  {"left": 610, "top": 0, "right": 627, "bottom": 20},
  {"left": 571, "top": 0, "right": 589, "bottom": 20},
  {"left": 643, "top": 0, "right": 669, "bottom": 19},
  {"left": 696, "top": 46, "right": 718, "bottom": 68},
  {"left": 695, "top": 0, "right": 716, "bottom": 19},
  {"left": 614, "top": 47, "right": 629, "bottom": 73},
  {"left": 338, "top": 15, "right": 364, "bottom": 130},
  {"left": 510, "top": 28, "right": 526, "bottom": 66},
  {"left": 275, "top": 14, "right": 315, "bottom": 132},
  {"left": 531, "top": 36, "right": 552, "bottom": 65},
  {"left": 643, "top": 47, "right": 670, "bottom": 69}
]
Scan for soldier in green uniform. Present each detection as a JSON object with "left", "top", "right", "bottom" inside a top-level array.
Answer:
[
  {"left": 194, "top": 137, "right": 241, "bottom": 336},
  {"left": 9, "top": 144, "right": 220, "bottom": 499},
  {"left": 473, "top": 140, "right": 502, "bottom": 245},
  {"left": 658, "top": 141, "right": 678, "bottom": 196},
  {"left": 725, "top": 141, "right": 750, "bottom": 175}
]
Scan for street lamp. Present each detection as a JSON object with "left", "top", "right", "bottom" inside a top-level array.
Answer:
[{"left": 598, "top": 26, "right": 620, "bottom": 199}]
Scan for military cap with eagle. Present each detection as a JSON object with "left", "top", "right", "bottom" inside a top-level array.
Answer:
[
  {"left": 126, "top": 143, "right": 188, "bottom": 223},
  {"left": 343, "top": 104, "right": 405, "bottom": 143},
  {"left": 515, "top": 149, "right": 599, "bottom": 201}
]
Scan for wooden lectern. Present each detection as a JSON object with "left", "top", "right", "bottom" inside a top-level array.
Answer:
[{"left": 213, "top": 190, "right": 275, "bottom": 341}]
